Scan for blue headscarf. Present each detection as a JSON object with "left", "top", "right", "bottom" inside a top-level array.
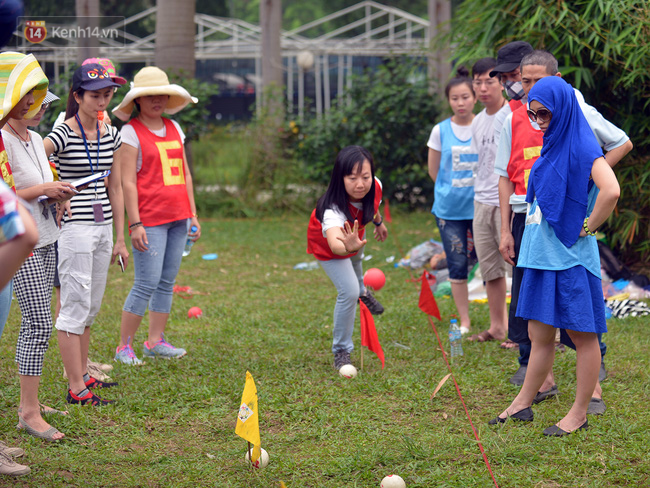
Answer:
[{"left": 526, "top": 76, "right": 603, "bottom": 248}]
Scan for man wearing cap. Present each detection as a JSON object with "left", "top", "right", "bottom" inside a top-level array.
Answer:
[{"left": 493, "top": 46, "right": 633, "bottom": 411}]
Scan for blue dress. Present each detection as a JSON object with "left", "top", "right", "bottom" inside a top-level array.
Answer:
[{"left": 516, "top": 185, "right": 607, "bottom": 333}]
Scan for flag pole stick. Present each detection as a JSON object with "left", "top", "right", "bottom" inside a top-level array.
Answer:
[
  {"left": 361, "top": 347, "right": 364, "bottom": 370},
  {"left": 247, "top": 441, "right": 253, "bottom": 470}
]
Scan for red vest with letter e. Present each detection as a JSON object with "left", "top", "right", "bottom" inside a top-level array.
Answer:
[
  {"left": 507, "top": 104, "right": 544, "bottom": 196},
  {"left": 130, "top": 118, "right": 192, "bottom": 227},
  {"left": 306, "top": 178, "right": 382, "bottom": 260}
]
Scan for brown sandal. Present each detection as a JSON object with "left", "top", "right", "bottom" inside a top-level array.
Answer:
[{"left": 468, "top": 330, "right": 496, "bottom": 342}]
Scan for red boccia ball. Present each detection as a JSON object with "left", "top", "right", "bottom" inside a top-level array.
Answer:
[
  {"left": 363, "top": 268, "right": 386, "bottom": 291},
  {"left": 188, "top": 306, "right": 203, "bottom": 319}
]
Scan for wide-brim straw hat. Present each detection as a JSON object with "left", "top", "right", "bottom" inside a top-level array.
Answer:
[
  {"left": 112, "top": 66, "right": 198, "bottom": 122},
  {"left": 0, "top": 52, "right": 48, "bottom": 120}
]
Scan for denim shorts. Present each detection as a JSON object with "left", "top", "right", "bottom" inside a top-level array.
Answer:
[{"left": 435, "top": 217, "right": 473, "bottom": 281}]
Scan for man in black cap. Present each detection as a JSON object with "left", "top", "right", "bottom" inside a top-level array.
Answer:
[{"left": 489, "top": 41, "right": 534, "bottom": 146}]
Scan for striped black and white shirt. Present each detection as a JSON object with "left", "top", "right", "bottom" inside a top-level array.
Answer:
[{"left": 46, "top": 123, "right": 121, "bottom": 225}]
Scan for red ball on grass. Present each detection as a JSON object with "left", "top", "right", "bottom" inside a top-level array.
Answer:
[{"left": 363, "top": 268, "right": 386, "bottom": 291}]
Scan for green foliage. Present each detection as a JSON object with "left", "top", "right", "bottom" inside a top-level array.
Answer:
[
  {"left": 602, "top": 156, "right": 650, "bottom": 266},
  {"left": 446, "top": 0, "right": 650, "bottom": 154},
  {"left": 446, "top": 0, "right": 650, "bottom": 266},
  {"left": 295, "top": 57, "right": 441, "bottom": 209}
]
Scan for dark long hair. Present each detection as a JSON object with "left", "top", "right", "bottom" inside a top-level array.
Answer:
[
  {"left": 315, "top": 145, "right": 376, "bottom": 226},
  {"left": 65, "top": 86, "right": 84, "bottom": 119},
  {"left": 444, "top": 66, "right": 474, "bottom": 99}
]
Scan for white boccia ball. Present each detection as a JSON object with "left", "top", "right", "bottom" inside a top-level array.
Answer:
[
  {"left": 244, "top": 447, "right": 269, "bottom": 469},
  {"left": 297, "top": 50, "right": 314, "bottom": 70},
  {"left": 338, "top": 364, "right": 358, "bottom": 378},
  {"left": 380, "top": 474, "right": 406, "bottom": 488}
]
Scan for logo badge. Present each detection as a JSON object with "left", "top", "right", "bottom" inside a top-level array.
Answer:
[{"left": 24, "top": 20, "right": 47, "bottom": 44}]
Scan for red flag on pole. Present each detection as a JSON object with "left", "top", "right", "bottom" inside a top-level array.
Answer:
[
  {"left": 418, "top": 271, "right": 441, "bottom": 319},
  {"left": 359, "top": 299, "right": 385, "bottom": 368},
  {"left": 383, "top": 198, "right": 392, "bottom": 223}
]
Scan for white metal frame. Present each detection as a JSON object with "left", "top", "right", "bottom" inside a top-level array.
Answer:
[{"left": 14, "top": 1, "right": 430, "bottom": 117}]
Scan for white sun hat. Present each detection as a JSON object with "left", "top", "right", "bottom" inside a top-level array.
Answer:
[{"left": 112, "top": 66, "right": 198, "bottom": 122}]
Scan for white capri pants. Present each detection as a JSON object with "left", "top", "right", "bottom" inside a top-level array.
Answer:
[{"left": 55, "top": 223, "right": 113, "bottom": 335}]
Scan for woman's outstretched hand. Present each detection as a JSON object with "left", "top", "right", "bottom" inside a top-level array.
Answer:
[{"left": 336, "top": 219, "right": 367, "bottom": 254}]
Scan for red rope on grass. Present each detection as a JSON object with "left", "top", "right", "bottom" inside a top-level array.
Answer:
[{"left": 386, "top": 215, "right": 500, "bottom": 488}]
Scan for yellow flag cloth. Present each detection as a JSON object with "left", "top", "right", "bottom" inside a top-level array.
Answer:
[
  {"left": 280, "top": 483, "right": 288, "bottom": 488},
  {"left": 235, "top": 371, "right": 261, "bottom": 462},
  {"left": 0, "top": 52, "right": 48, "bottom": 120}
]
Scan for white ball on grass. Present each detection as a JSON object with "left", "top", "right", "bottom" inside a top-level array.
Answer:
[
  {"left": 244, "top": 447, "right": 269, "bottom": 468},
  {"left": 297, "top": 50, "right": 315, "bottom": 70},
  {"left": 338, "top": 364, "right": 358, "bottom": 378},
  {"left": 380, "top": 474, "right": 406, "bottom": 488}
]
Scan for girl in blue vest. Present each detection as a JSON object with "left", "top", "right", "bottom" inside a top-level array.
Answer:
[
  {"left": 426, "top": 68, "right": 478, "bottom": 335},
  {"left": 489, "top": 76, "right": 619, "bottom": 436},
  {"left": 306, "top": 146, "right": 387, "bottom": 372}
]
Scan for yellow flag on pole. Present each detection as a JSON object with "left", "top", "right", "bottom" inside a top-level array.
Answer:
[{"left": 235, "top": 371, "right": 261, "bottom": 462}]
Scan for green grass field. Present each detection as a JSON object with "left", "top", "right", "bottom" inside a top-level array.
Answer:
[{"left": 1, "top": 211, "right": 648, "bottom": 487}]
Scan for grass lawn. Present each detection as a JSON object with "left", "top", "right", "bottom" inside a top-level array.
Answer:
[{"left": 1, "top": 210, "right": 648, "bottom": 487}]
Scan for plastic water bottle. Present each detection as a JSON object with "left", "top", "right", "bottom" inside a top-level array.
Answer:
[
  {"left": 182, "top": 225, "right": 198, "bottom": 257},
  {"left": 449, "top": 318, "right": 463, "bottom": 357}
]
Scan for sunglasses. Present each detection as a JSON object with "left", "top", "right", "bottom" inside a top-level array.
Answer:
[
  {"left": 39, "top": 102, "right": 52, "bottom": 111},
  {"left": 527, "top": 108, "right": 552, "bottom": 124}
]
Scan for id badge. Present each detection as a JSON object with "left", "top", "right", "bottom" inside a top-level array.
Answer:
[{"left": 92, "top": 200, "right": 105, "bottom": 223}]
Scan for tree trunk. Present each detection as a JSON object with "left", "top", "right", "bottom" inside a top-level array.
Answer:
[
  {"left": 75, "top": 0, "right": 99, "bottom": 64},
  {"left": 428, "top": 0, "right": 452, "bottom": 98},
  {"left": 155, "top": 0, "right": 196, "bottom": 77},
  {"left": 260, "top": 0, "right": 284, "bottom": 120}
]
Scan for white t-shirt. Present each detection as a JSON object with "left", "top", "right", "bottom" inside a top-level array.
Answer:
[
  {"left": 321, "top": 202, "right": 363, "bottom": 238},
  {"left": 471, "top": 105, "right": 508, "bottom": 206},
  {"left": 1, "top": 129, "right": 59, "bottom": 248},
  {"left": 121, "top": 120, "right": 186, "bottom": 173},
  {"left": 427, "top": 121, "right": 473, "bottom": 150},
  {"left": 495, "top": 88, "right": 630, "bottom": 214}
]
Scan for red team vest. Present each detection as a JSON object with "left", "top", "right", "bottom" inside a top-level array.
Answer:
[
  {"left": 0, "top": 135, "right": 16, "bottom": 193},
  {"left": 306, "top": 177, "right": 383, "bottom": 261},
  {"left": 130, "top": 118, "right": 192, "bottom": 227},
  {"left": 507, "top": 104, "right": 544, "bottom": 196}
]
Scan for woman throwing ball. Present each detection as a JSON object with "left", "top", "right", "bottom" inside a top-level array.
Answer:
[{"left": 307, "top": 146, "right": 387, "bottom": 372}]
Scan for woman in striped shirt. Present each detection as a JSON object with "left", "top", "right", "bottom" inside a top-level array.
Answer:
[{"left": 44, "top": 63, "right": 127, "bottom": 406}]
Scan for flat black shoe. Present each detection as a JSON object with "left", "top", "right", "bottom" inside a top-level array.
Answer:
[
  {"left": 532, "top": 384, "right": 559, "bottom": 405},
  {"left": 509, "top": 365, "right": 527, "bottom": 386},
  {"left": 488, "top": 406, "right": 534, "bottom": 425},
  {"left": 542, "top": 420, "right": 588, "bottom": 437}
]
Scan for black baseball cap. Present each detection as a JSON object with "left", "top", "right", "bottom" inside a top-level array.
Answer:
[
  {"left": 72, "top": 63, "right": 121, "bottom": 92},
  {"left": 489, "top": 41, "right": 534, "bottom": 77}
]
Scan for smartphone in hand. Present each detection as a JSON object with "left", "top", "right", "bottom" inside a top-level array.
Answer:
[{"left": 118, "top": 255, "right": 125, "bottom": 272}]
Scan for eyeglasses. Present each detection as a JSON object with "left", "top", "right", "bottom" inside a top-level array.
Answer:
[
  {"left": 472, "top": 79, "right": 499, "bottom": 88},
  {"left": 527, "top": 108, "right": 552, "bottom": 124},
  {"left": 39, "top": 102, "right": 51, "bottom": 111}
]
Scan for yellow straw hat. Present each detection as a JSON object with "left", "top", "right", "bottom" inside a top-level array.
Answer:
[
  {"left": 0, "top": 51, "right": 48, "bottom": 120},
  {"left": 112, "top": 66, "right": 198, "bottom": 122}
]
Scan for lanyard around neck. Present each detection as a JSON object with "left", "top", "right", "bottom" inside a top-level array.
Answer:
[{"left": 74, "top": 113, "right": 100, "bottom": 175}]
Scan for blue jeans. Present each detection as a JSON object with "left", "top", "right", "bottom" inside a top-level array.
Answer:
[
  {"left": 0, "top": 280, "right": 12, "bottom": 341},
  {"left": 319, "top": 249, "right": 366, "bottom": 354},
  {"left": 435, "top": 217, "right": 473, "bottom": 280},
  {"left": 123, "top": 219, "right": 189, "bottom": 316}
]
